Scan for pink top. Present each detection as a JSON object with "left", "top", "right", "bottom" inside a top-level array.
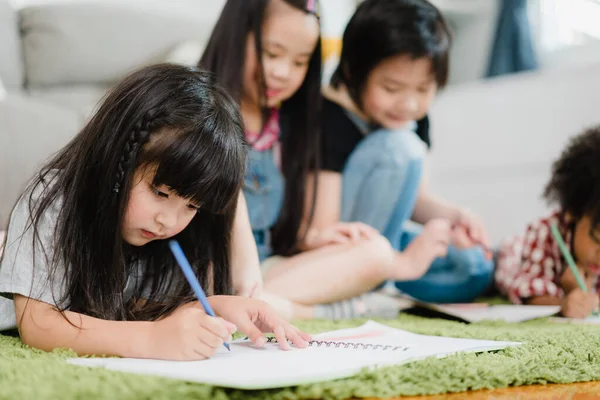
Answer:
[
  {"left": 245, "top": 107, "right": 281, "bottom": 167},
  {"left": 245, "top": 108, "right": 280, "bottom": 151}
]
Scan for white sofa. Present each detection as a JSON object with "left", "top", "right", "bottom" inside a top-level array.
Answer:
[
  {"left": 1, "top": 0, "right": 600, "bottom": 246},
  {"left": 0, "top": 0, "right": 226, "bottom": 226}
]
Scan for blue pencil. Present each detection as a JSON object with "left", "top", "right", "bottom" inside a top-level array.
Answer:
[{"left": 168, "top": 240, "right": 231, "bottom": 351}]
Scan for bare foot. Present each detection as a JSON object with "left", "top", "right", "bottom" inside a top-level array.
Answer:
[{"left": 390, "top": 219, "right": 451, "bottom": 281}]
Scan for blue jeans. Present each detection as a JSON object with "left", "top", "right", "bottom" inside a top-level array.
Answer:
[
  {"left": 243, "top": 148, "right": 284, "bottom": 261},
  {"left": 341, "top": 129, "right": 494, "bottom": 303},
  {"left": 393, "top": 222, "right": 494, "bottom": 303}
]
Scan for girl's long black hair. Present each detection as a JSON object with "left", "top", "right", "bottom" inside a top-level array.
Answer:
[
  {"left": 199, "top": 0, "right": 322, "bottom": 256},
  {"left": 9, "top": 63, "right": 247, "bottom": 321}
]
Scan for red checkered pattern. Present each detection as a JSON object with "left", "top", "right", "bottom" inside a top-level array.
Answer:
[{"left": 495, "top": 211, "right": 600, "bottom": 303}]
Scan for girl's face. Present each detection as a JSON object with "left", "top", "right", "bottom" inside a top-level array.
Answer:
[
  {"left": 360, "top": 54, "right": 437, "bottom": 129},
  {"left": 122, "top": 168, "right": 200, "bottom": 246},
  {"left": 242, "top": 0, "right": 319, "bottom": 108},
  {"left": 573, "top": 215, "right": 600, "bottom": 276}
]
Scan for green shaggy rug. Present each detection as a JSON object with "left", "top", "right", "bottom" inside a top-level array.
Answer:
[{"left": 2, "top": 314, "right": 600, "bottom": 400}]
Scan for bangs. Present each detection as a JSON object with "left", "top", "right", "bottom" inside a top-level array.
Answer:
[{"left": 139, "top": 127, "right": 246, "bottom": 215}]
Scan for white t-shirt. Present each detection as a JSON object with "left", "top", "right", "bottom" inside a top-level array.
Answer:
[{"left": 0, "top": 183, "right": 151, "bottom": 331}]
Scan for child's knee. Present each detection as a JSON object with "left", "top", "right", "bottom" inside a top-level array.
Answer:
[
  {"left": 357, "top": 234, "right": 395, "bottom": 280},
  {"left": 372, "top": 129, "right": 425, "bottom": 165},
  {"left": 350, "top": 129, "right": 425, "bottom": 169}
]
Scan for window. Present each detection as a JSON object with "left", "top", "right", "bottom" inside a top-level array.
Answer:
[{"left": 535, "top": 0, "right": 600, "bottom": 52}]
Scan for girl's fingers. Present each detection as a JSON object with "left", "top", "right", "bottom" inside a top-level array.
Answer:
[
  {"left": 357, "top": 223, "right": 379, "bottom": 237},
  {"left": 190, "top": 342, "right": 215, "bottom": 360},
  {"left": 281, "top": 324, "right": 309, "bottom": 349},
  {"left": 330, "top": 233, "right": 351, "bottom": 245},
  {"left": 451, "top": 227, "right": 473, "bottom": 248},
  {"left": 349, "top": 227, "right": 360, "bottom": 242},
  {"left": 272, "top": 324, "right": 291, "bottom": 350}
]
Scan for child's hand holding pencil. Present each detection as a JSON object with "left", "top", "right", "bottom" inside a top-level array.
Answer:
[
  {"left": 551, "top": 222, "right": 600, "bottom": 318},
  {"left": 561, "top": 288, "right": 599, "bottom": 319}
]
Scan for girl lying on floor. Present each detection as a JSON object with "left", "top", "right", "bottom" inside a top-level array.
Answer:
[
  {"left": 0, "top": 64, "right": 310, "bottom": 360},
  {"left": 496, "top": 126, "right": 600, "bottom": 319}
]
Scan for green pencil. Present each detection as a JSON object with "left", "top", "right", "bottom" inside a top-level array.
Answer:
[{"left": 550, "top": 221, "right": 598, "bottom": 316}]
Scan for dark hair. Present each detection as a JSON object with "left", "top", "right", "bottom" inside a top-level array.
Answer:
[
  {"left": 331, "top": 0, "right": 451, "bottom": 108},
  {"left": 199, "top": 0, "right": 322, "bottom": 256},
  {"left": 10, "top": 63, "right": 247, "bottom": 321},
  {"left": 544, "top": 126, "right": 600, "bottom": 230}
]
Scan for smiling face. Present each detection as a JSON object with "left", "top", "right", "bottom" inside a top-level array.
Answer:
[
  {"left": 121, "top": 167, "right": 200, "bottom": 246},
  {"left": 242, "top": 0, "right": 319, "bottom": 109},
  {"left": 360, "top": 54, "right": 437, "bottom": 129}
]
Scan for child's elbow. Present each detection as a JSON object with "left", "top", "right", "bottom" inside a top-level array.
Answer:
[
  {"left": 13, "top": 296, "right": 59, "bottom": 351},
  {"left": 18, "top": 325, "right": 41, "bottom": 349}
]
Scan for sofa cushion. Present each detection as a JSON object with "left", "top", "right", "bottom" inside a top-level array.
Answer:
[
  {"left": 0, "top": 95, "right": 80, "bottom": 226},
  {"left": 0, "top": 0, "right": 24, "bottom": 90},
  {"left": 0, "top": 77, "right": 6, "bottom": 101},
  {"left": 28, "top": 85, "right": 111, "bottom": 122},
  {"left": 20, "top": 0, "right": 225, "bottom": 87},
  {"left": 429, "top": 63, "right": 600, "bottom": 173}
]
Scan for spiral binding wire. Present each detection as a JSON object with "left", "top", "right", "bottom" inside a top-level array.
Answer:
[{"left": 264, "top": 337, "right": 409, "bottom": 352}]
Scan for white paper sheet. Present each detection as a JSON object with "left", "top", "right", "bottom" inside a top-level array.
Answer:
[
  {"left": 550, "top": 315, "right": 600, "bottom": 325},
  {"left": 432, "top": 304, "right": 561, "bottom": 323},
  {"left": 67, "top": 320, "right": 519, "bottom": 389}
]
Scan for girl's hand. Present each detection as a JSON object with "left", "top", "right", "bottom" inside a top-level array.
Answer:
[
  {"left": 451, "top": 208, "right": 491, "bottom": 252},
  {"left": 561, "top": 288, "right": 599, "bottom": 319},
  {"left": 146, "top": 304, "right": 237, "bottom": 361},
  {"left": 209, "top": 295, "right": 312, "bottom": 350},
  {"left": 302, "top": 222, "right": 378, "bottom": 251}
]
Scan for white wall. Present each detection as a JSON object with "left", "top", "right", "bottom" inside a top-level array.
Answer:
[
  {"left": 321, "top": 0, "right": 501, "bottom": 85},
  {"left": 432, "top": 0, "right": 499, "bottom": 84},
  {"left": 529, "top": 0, "right": 600, "bottom": 72},
  {"left": 319, "top": 0, "right": 357, "bottom": 39}
]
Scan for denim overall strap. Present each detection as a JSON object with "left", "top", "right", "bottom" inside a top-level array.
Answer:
[{"left": 243, "top": 147, "right": 285, "bottom": 261}]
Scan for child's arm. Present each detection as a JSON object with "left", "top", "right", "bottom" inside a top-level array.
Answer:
[
  {"left": 526, "top": 296, "right": 563, "bottom": 306},
  {"left": 298, "top": 171, "right": 341, "bottom": 250},
  {"left": 14, "top": 295, "right": 235, "bottom": 360},
  {"left": 411, "top": 155, "right": 463, "bottom": 223},
  {"left": 230, "top": 193, "right": 262, "bottom": 297},
  {"left": 300, "top": 171, "right": 342, "bottom": 233},
  {"left": 411, "top": 156, "right": 489, "bottom": 247},
  {"left": 528, "top": 291, "right": 599, "bottom": 319},
  {"left": 298, "top": 172, "right": 377, "bottom": 250},
  {"left": 15, "top": 295, "right": 153, "bottom": 357}
]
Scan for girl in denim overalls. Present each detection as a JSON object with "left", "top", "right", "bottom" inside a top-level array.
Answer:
[{"left": 200, "top": 0, "right": 426, "bottom": 320}]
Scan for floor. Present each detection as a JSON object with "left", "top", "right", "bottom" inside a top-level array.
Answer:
[{"left": 370, "top": 381, "right": 600, "bottom": 399}]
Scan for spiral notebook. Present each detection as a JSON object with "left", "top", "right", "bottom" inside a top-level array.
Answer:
[{"left": 68, "top": 321, "right": 519, "bottom": 389}]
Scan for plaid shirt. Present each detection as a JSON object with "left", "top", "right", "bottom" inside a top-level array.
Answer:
[{"left": 495, "top": 211, "right": 600, "bottom": 304}]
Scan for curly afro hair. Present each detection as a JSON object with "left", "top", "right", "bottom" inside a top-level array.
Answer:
[{"left": 544, "top": 125, "right": 600, "bottom": 229}]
